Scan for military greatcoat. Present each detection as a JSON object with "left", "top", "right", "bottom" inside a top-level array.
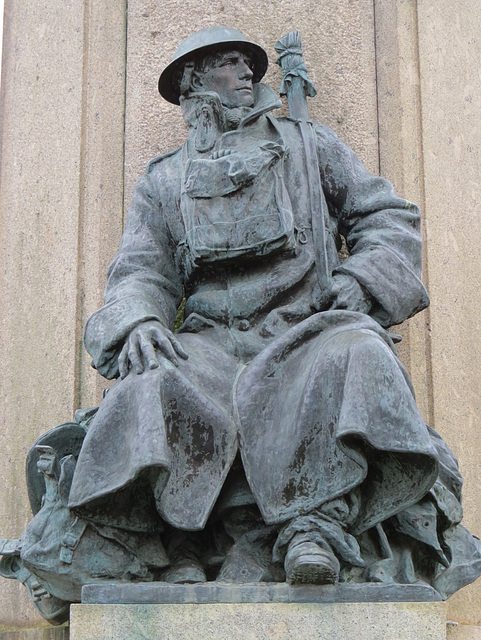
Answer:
[{"left": 69, "top": 84, "right": 440, "bottom": 536}]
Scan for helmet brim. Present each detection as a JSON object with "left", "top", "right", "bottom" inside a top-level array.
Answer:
[{"left": 158, "top": 40, "right": 269, "bottom": 106}]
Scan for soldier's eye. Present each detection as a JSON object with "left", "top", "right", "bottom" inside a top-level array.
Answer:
[{"left": 220, "top": 57, "right": 237, "bottom": 67}]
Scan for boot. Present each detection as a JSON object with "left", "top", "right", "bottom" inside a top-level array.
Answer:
[{"left": 284, "top": 533, "right": 340, "bottom": 585}]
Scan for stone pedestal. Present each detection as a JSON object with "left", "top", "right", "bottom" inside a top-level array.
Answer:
[
  {"left": 70, "top": 601, "right": 447, "bottom": 640},
  {"left": 80, "top": 581, "right": 442, "bottom": 605}
]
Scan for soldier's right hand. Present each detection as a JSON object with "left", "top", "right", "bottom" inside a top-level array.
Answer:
[{"left": 118, "top": 320, "right": 188, "bottom": 379}]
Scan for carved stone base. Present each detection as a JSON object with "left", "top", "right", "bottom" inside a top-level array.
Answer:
[{"left": 70, "top": 600, "right": 447, "bottom": 640}]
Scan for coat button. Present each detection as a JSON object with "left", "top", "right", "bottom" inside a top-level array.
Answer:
[{"left": 237, "top": 319, "right": 250, "bottom": 331}]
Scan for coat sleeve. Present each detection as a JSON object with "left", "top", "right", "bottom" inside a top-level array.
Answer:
[
  {"left": 315, "top": 124, "right": 430, "bottom": 327},
  {"left": 84, "top": 167, "right": 183, "bottom": 379}
]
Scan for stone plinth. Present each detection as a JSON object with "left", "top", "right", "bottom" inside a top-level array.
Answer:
[
  {"left": 81, "top": 581, "right": 442, "bottom": 605},
  {"left": 70, "top": 601, "right": 447, "bottom": 640}
]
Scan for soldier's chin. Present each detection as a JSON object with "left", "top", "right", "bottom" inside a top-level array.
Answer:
[{"left": 225, "top": 91, "right": 254, "bottom": 109}]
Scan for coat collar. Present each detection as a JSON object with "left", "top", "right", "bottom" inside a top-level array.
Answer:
[{"left": 239, "top": 83, "right": 282, "bottom": 126}]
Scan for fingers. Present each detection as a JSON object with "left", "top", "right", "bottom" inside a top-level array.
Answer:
[
  {"left": 329, "top": 274, "right": 350, "bottom": 298},
  {"left": 128, "top": 336, "right": 144, "bottom": 375},
  {"left": 211, "top": 149, "right": 232, "bottom": 160},
  {"left": 148, "top": 326, "right": 188, "bottom": 362},
  {"left": 138, "top": 333, "right": 160, "bottom": 371},
  {"left": 165, "top": 330, "right": 189, "bottom": 360},
  {"left": 118, "top": 329, "right": 149, "bottom": 378},
  {"left": 118, "top": 342, "right": 130, "bottom": 379},
  {"left": 329, "top": 286, "right": 350, "bottom": 310},
  {"left": 329, "top": 281, "right": 348, "bottom": 309},
  {"left": 118, "top": 322, "right": 189, "bottom": 378},
  {"left": 150, "top": 327, "right": 180, "bottom": 366},
  {"left": 329, "top": 281, "right": 343, "bottom": 297}
]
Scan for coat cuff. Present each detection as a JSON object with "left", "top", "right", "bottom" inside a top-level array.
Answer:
[{"left": 334, "top": 246, "right": 430, "bottom": 326}]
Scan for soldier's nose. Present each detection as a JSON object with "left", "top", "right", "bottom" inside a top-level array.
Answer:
[{"left": 239, "top": 61, "right": 253, "bottom": 80}]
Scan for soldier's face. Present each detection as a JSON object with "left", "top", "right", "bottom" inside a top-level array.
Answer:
[{"left": 197, "top": 50, "right": 254, "bottom": 108}]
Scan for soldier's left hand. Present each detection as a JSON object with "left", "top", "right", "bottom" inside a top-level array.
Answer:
[
  {"left": 211, "top": 149, "right": 232, "bottom": 160},
  {"left": 118, "top": 320, "right": 188, "bottom": 379},
  {"left": 329, "top": 273, "right": 372, "bottom": 314}
]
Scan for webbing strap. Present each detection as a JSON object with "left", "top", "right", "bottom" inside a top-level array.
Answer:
[{"left": 298, "top": 120, "right": 332, "bottom": 297}]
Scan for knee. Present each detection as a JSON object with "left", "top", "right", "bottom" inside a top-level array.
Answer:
[{"left": 326, "top": 329, "right": 392, "bottom": 360}]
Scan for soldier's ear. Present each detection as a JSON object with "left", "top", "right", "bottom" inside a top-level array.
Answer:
[
  {"left": 179, "top": 61, "right": 202, "bottom": 97},
  {"left": 190, "top": 71, "right": 204, "bottom": 91}
]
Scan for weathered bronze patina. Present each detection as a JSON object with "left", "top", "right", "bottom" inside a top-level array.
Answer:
[{"left": 1, "top": 26, "right": 480, "bottom": 624}]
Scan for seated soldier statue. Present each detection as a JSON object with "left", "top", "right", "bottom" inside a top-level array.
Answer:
[{"left": 1, "top": 26, "right": 480, "bottom": 624}]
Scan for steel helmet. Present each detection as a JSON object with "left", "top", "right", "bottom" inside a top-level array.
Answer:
[{"left": 158, "top": 26, "right": 269, "bottom": 105}]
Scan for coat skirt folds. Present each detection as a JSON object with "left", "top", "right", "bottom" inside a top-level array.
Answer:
[{"left": 69, "top": 310, "right": 438, "bottom": 534}]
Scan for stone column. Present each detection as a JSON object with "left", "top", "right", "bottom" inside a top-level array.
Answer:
[
  {"left": 417, "top": 1, "right": 481, "bottom": 629},
  {"left": 375, "top": 0, "right": 481, "bottom": 633},
  {"left": 0, "top": 0, "right": 126, "bottom": 628}
]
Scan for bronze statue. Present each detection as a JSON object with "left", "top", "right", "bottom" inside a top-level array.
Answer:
[{"left": 1, "top": 26, "right": 480, "bottom": 624}]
